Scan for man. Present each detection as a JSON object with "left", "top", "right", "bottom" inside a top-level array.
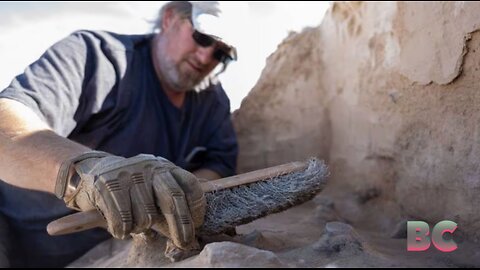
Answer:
[{"left": 0, "top": 1, "right": 238, "bottom": 267}]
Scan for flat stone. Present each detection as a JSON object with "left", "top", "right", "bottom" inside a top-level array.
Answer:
[
  {"left": 325, "top": 222, "right": 354, "bottom": 235},
  {"left": 174, "top": 241, "right": 286, "bottom": 268}
]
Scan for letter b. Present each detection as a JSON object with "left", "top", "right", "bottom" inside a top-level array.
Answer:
[{"left": 407, "top": 221, "right": 430, "bottom": 251}]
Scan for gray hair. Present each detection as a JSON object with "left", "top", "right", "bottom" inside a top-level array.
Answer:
[{"left": 152, "top": 1, "right": 192, "bottom": 33}]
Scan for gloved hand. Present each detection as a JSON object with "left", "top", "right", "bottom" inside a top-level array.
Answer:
[{"left": 54, "top": 151, "right": 206, "bottom": 250}]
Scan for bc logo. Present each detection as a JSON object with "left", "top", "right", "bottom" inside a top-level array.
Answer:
[{"left": 407, "top": 220, "right": 458, "bottom": 252}]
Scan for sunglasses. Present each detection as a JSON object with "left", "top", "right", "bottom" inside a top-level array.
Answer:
[{"left": 191, "top": 30, "right": 237, "bottom": 64}]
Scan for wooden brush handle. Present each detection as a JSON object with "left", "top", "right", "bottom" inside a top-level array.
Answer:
[{"left": 47, "top": 161, "right": 307, "bottom": 236}]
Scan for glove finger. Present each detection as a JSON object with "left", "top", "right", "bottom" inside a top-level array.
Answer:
[
  {"left": 153, "top": 169, "right": 195, "bottom": 248},
  {"left": 95, "top": 172, "right": 133, "bottom": 239},
  {"left": 169, "top": 168, "right": 206, "bottom": 228},
  {"left": 130, "top": 168, "right": 159, "bottom": 234}
]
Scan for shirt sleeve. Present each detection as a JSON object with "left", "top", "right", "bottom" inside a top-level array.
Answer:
[
  {"left": 201, "top": 86, "right": 238, "bottom": 177},
  {"left": 0, "top": 31, "right": 120, "bottom": 137}
]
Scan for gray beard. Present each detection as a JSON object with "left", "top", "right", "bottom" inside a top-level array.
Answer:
[{"left": 159, "top": 58, "right": 202, "bottom": 92}]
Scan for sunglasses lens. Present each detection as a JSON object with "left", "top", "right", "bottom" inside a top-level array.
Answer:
[
  {"left": 192, "top": 29, "right": 236, "bottom": 63},
  {"left": 192, "top": 31, "right": 215, "bottom": 47}
]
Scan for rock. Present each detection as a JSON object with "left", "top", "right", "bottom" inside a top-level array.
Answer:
[
  {"left": 313, "top": 222, "right": 363, "bottom": 255},
  {"left": 68, "top": 238, "right": 131, "bottom": 267},
  {"left": 174, "top": 242, "right": 286, "bottom": 268},
  {"left": 325, "top": 221, "right": 353, "bottom": 235}
]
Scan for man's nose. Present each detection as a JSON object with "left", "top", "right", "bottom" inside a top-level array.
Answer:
[{"left": 195, "top": 46, "right": 217, "bottom": 65}]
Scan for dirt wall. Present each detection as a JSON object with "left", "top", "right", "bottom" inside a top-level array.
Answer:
[{"left": 233, "top": 1, "right": 480, "bottom": 237}]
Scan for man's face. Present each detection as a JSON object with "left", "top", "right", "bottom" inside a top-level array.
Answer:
[{"left": 152, "top": 12, "right": 221, "bottom": 92}]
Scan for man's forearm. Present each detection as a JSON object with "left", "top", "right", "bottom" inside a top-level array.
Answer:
[{"left": 0, "top": 98, "right": 89, "bottom": 193}]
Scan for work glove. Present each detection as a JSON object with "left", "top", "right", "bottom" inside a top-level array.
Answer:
[{"left": 54, "top": 151, "right": 206, "bottom": 250}]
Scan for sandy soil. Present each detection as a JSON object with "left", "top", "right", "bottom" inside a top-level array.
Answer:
[{"left": 69, "top": 193, "right": 480, "bottom": 268}]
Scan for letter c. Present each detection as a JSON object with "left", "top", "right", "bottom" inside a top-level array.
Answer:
[{"left": 432, "top": 220, "right": 458, "bottom": 252}]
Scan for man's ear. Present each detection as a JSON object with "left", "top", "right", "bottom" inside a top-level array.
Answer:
[{"left": 161, "top": 8, "right": 178, "bottom": 32}]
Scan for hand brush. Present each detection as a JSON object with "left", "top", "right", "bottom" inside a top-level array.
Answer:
[{"left": 47, "top": 158, "right": 329, "bottom": 236}]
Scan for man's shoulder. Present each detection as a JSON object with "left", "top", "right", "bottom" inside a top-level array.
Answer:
[{"left": 68, "top": 30, "right": 153, "bottom": 52}]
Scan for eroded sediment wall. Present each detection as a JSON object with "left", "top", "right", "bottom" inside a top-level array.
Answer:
[{"left": 233, "top": 2, "right": 480, "bottom": 237}]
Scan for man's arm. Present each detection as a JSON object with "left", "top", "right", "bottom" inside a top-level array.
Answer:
[
  {"left": 0, "top": 97, "right": 222, "bottom": 191},
  {"left": 0, "top": 98, "right": 90, "bottom": 193},
  {"left": 0, "top": 98, "right": 206, "bottom": 247}
]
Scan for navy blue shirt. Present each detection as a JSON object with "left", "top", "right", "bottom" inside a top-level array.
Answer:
[{"left": 0, "top": 30, "right": 238, "bottom": 267}]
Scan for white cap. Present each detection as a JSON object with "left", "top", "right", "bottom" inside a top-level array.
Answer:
[{"left": 190, "top": 1, "right": 238, "bottom": 61}]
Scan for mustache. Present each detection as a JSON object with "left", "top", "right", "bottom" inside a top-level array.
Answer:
[{"left": 185, "top": 58, "right": 209, "bottom": 71}]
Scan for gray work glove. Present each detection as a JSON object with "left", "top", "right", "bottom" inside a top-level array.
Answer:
[{"left": 55, "top": 151, "right": 206, "bottom": 250}]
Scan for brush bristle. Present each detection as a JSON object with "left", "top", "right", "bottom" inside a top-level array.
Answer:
[{"left": 200, "top": 158, "right": 329, "bottom": 235}]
